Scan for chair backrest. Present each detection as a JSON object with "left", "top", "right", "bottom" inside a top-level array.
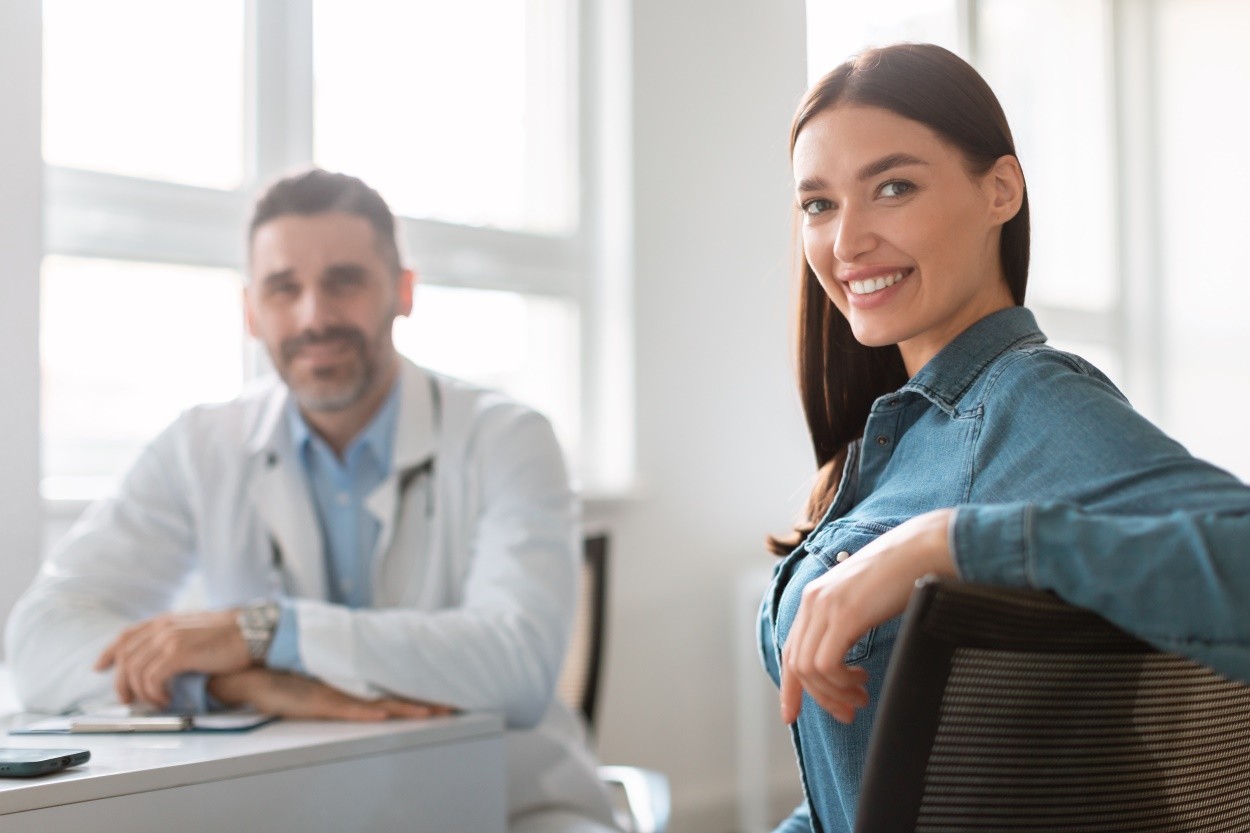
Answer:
[
  {"left": 556, "top": 533, "right": 609, "bottom": 729},
  {"left": 856, "top": 578, "right": 1250, "bottom": 833}
]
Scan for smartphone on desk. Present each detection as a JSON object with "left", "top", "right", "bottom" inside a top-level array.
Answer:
[{"left": 0, "top": 748, "right": 91, "bottom": 778}]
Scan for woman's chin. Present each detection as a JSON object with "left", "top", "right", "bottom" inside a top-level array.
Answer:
[{"left": 848, "top": 324, "right": 902, "bottom": 350}]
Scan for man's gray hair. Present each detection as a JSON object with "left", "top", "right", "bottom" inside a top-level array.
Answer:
[{"left": 248, "top": 169, "right": 402, "bottom": 274}]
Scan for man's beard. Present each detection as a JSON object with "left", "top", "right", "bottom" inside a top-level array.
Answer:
[{"left": 278, "top": 324, "right": 382, "bottom": 412}]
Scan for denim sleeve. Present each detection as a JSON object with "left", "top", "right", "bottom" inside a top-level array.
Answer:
[
  {"left": 953, "top": 501, "right": 1250, "bottom": 683},
  {"left": 772, "top": 802, "right": 814, "bottom": 833},
  {"left": 265, "top": 599, "right": 305, "bottom": 674}
]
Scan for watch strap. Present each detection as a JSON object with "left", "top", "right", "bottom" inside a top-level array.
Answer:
[{"left": 237, "top": 599, "right": 281, "bottom": 663}]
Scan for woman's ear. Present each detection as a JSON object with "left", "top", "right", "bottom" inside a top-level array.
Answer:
[{"left": 988, "top": 154, "right": 1025, "bottom": 225}]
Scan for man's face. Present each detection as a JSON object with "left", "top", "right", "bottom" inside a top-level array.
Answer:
[{"left": 245, "top": 211, "right": 413, "bottom": 413}]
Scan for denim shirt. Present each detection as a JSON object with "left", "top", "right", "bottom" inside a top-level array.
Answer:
[{"left": 759, "top": 306, "right": 1250, "bottom": 833}]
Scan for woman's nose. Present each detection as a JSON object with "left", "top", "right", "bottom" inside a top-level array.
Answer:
[{"left": 833, "top": 205, "right": 877, "bottom": 263}]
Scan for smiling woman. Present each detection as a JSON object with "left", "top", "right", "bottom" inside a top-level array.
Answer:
[
  {"left": 772, "top": 44, "right": 1030, "bottom": 541},
  {"left": 758, "top": 43, "right": 1250, "bottom": 833},
  {"left": 792, "top": 105, "right": 1021, "bottom": 374}
]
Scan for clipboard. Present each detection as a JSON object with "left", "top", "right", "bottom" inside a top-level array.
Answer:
[{"left": 9, "top": 711, "right": 277, "bottom": 734}]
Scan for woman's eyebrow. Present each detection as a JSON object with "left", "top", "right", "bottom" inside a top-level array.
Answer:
[
  {"left": 796, "top": 153, "right": 929, "bottom": 193},
  {"left": 797, "top": 176, "right": 826, "bottom": 193},
  {"left": 857, "top": 152, "right": 928, "bottom": 181}
]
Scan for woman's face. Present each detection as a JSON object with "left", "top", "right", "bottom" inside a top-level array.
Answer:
[{"left": 792, "top": 104, "right": 1022, "bottom": 375}]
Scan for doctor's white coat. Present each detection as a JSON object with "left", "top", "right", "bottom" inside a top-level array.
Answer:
[{"left": 5, "top": 359, "right": 616, "bottom": 826}]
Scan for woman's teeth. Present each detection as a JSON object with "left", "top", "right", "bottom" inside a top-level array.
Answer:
[{"left": 849, "top": 271, "right": 906, "bottom": 295}]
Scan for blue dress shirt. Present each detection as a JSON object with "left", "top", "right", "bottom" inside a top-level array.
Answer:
[{"left": 266, "top": 381, "right": 401, "bottom": 672}]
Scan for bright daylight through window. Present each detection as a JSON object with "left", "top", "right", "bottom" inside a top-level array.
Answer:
[{"left": 40, "top": 0, "right": 583, "bottom": 501}]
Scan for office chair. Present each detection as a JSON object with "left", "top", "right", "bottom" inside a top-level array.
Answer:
[
  {"left": 856, "top": 578, "right": 1250, "bottom": 833},
  {"left": 557, "top": 533, "right": 672, "bottom": 833}
]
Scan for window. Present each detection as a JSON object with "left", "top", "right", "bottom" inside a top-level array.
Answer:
[
  {"left": 804, "top": 0, "right": 1250, "bottom": 480},
  {"left": 973, "top": 0, "right": 1124, "bottom": 402},
  {"left": 804, "top": 0, "right": 1119, "bottom": 393},
  {"left": 43, "top": 0, "right": 247, "bottom": 189},
  {"left": 313, "top": 0, "right": 576, "bottom": 233},
  {"left": 1152, "top": 0, "right": 1250, "bottom": 477},
  {"left": 394, "top": 286, "right": 581, "bottom": 460},
  {"left": 976, "top": 0, "right": 1116, "bottom": 313},
  {"left": 41, "top": 257, "right": 246, "bottom": 499},
  {"left": 40, "top": 0, "right": 591, "bottom": 501},
  {"left": 805, "top": 0, "right": 964, "bottom": 80}
]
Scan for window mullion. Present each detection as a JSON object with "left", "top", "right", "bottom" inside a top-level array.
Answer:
[
  {"left": 399, "top": 218, "right": 577, "bottom": 297},
  {"left": 46, "top": 168, "right": 249, "bottom": 271},
  {"left": 577, "top": 0, "right": 634, "bottom": 493},
  {"left": 958, "top": 0, "right": 979, "bottom": 61},
  {"left": 250, "top": 0, "right": 315, "bottom": 183},
  {"left": 1109, "top": 0, "right": 1164, "bottom": 422}
]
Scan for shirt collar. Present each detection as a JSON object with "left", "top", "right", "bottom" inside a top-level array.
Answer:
[
  {"left": 284, "top": 378, "right": 402, "bottom": 472},
  {"left": 900, "top": 306, "right": 1045, "bottom": 414}
]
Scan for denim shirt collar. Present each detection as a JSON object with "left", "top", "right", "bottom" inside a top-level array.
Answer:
[{"left": 899, "top": 306, "right": 1045, "bottom": 415}]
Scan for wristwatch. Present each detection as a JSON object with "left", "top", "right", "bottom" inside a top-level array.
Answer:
[{"left": 236, "top": 599, "right": 281, "bottom": 663}]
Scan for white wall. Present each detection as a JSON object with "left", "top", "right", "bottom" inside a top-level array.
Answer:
[
  {"left": 0, "top": 0, "right": 43, "bottom": 633},
  {"left": 588, "top": 1, "right": 814, "bottom": 829}
]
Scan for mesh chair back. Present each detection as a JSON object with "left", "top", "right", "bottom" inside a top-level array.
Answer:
[
  {"left": 856, "top": 579, "right": 1250, "bottom": 833},
  {"left": 556, "top": 533, "right": 609, "bottom": 729}
]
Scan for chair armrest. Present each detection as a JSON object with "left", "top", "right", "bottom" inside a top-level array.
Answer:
[{"left": 598, "top": 765, "right": 671, "bottom": 833}]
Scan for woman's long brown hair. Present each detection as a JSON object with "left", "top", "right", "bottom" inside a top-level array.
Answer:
[{"left": 767, "top": 43, "right": 1030, "bottom": 555}]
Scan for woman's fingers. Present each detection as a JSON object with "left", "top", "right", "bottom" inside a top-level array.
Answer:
[
  {"left": 781, "top": 597, "right": 870, "bottom": 723},
  {"left": 777, "top": 509, "right": 959, "bottom": 725}
]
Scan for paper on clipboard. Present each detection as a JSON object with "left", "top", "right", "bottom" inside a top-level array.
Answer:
[{"left": 9, "top": 711, "right": 276, "bottom": 735}]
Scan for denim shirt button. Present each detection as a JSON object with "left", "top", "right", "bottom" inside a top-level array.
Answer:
[
  {"left": 835, "top": 550, "right": 850, "bottom": 563},
  {"left": 876, "top": 435, "right": 890, "bottom": 446}
]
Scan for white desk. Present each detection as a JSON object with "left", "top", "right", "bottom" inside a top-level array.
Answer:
[{"left": 0, "top": 710, "right": 506, "bottom": 832}]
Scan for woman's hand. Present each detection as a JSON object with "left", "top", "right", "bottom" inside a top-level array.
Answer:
[
  {"left": 208, "top": 669, "right": 454, "bottom": 721},
  {"left": 779, "top": 508, "right": 958, "bottom": 725}
]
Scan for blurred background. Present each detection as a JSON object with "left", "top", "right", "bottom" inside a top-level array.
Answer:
[{"left": 1, "top": 0, "right": 1248, "bottom": 830}]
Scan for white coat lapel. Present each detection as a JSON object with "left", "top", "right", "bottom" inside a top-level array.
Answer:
[
  {"left": 246, "top": 387, "right": 327, "bottom": 600},
  {"left": 367, "top": 362, "right": 438, "bottom": 599}
]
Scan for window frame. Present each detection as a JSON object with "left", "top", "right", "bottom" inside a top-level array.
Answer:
[
  {"left": 968, "top": 0, "right": 1163, "bottom": 420},
  {"left": 0, "top": 0, "right": 45, "bottom": 626},
  {"left": 804, "top": 0, "right": 1159, "bottom": 421},
  {"left": 38, "top": 0, "right": 633, "bottom": 509}
]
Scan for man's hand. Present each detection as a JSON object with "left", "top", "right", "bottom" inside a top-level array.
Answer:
[
  {"left": 779, "top": 508, "right": 959, "bottom": 725},
  {"left": 208, "top": 669, "right": 454, "bottom": 721},
  {"left": 94, "top": 610, "right": 252, "bottom": 709}
]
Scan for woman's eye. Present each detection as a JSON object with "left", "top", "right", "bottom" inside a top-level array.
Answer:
[
  {"left": 802, "top": 199, "right": 833, "bottom": 216},
  {"left": 879, "top": 180, "right": 914, "bottom": 198}
]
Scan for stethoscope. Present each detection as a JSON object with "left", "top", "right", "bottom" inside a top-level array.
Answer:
[{"left": 266, "top": 375, "right": 442, "bottom": 595}]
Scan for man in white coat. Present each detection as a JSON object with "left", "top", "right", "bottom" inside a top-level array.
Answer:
[{"left": 5, "top": 170, "right": 619, "bottom": 833}]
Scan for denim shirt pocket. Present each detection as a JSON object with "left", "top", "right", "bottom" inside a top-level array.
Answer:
[{"left": 802, "top": 519, "right": 895, "bottom": 665}]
